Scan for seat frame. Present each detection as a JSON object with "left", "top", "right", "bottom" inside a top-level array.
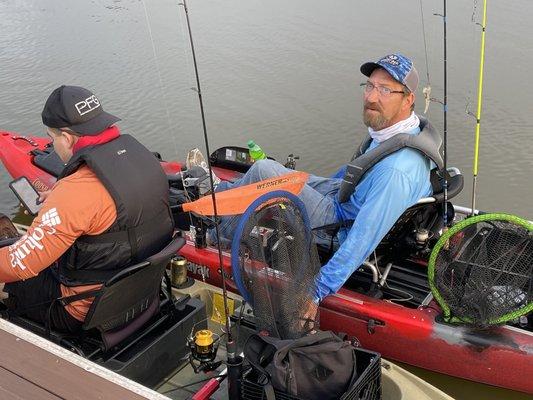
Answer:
[
  {"left": 315, "top": 169, "right": 465, "bottom": 263},
  {"left": 4, "top": 235, "right": 186, "bottom": 360}
]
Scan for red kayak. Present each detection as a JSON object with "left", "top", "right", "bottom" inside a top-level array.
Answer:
[
  {"left": 1, "top": 129, "right": 532, "bottom": 394},
  {"left": 0, "top": 130, "right": 183, "bottom": 191}
]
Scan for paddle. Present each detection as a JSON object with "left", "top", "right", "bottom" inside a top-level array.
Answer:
[{"left": 181, "top": 171, "right": 309, "bottom": 216}]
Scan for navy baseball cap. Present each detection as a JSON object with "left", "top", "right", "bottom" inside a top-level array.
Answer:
[
  {"left": 360, "top": 54, "right": 419, "bottom": 93},
  {"left": 41, "top": 85, "right": 120, "bottom": 135}
]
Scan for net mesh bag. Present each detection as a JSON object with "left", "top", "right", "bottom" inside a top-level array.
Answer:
[
  {"left": 428, "top": 214, "right": 533, "bottom": 328},
  {"left": 231, "top": 190, "right": 321, "bottom": 339}
]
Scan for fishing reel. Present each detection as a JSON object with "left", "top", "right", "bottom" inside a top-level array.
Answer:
[
  {"left": 168, "top": 165, "right": 221, "bottom": 248},
  {"left": 399, "top": 227, "right": 436, "bottom": 259},
  {"left": 187, "top": 328, "right": 222, "bottom": 373},
  {"left": 284, "top": 153, "right": 300, "bottom": 170},
  {"left": 414, "top": 228, "right": 433, "bottom": 251},
  {"left": 168, "top": 166, "right": 206, "bottom": 199}
]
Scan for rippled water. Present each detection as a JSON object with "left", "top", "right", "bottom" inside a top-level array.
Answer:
[
  {"left": 0, "top": 0, "right": 531, "bottom": 398},
  {"left": 1, "top": 0, "right": 532, "bottom": 219}
]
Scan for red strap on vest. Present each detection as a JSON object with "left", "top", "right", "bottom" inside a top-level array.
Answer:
[{"left": 73, "top": 126, "right": 120, "bottom": 154}]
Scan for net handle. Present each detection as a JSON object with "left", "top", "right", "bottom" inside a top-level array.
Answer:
[
  {"left": 427, "top": 213, "right": 533, "bottom": 323},
  {"left": 230, "top": 190, "right": 310, "bottom": 304}
]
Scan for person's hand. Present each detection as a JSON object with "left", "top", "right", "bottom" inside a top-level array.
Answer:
[
  {"left": 37, "top": 190, "right": 51, "bottom": 204},
  {"left": 301, "top": 299, "right": 319, "bottom": 333}
]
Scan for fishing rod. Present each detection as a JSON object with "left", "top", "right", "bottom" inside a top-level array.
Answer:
[
  {"left": 139, "top": 0, "right": 239, "bottom": 386},
  {"left": 434, "top": 0, "right": 449, "bottom": 227},
  {"left": 470, "top": 0, "right": 488, "bottom": 215},
  {"left": 441, "top": 0, "right": 448, "bottom": 226},
  {"left": 177, "top": 2, "right": 242, "bottom": 393},
  {"left": 421, "top": 0, "right": 450, "bottom": 227}
]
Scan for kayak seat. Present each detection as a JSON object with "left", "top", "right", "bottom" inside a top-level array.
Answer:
[
  {"left": 31, "top": 146, "right": 65, "bottom": 177},
  {"left": 312, "top": 169, "right": 464, "bottom": 303},
  {"left": 4, "top": 235, "right": 207, "bottom": 387},
  {"left": 315, "top": 168, "right": 464, "bottom": 264},
  {"left": 384, "top": 167, "right": 464, "bottom": 244},
  {"left": 419, "top": 167, "right": 464, "bottom": 204},
  {"left": 76, "top": 235, "right": 186, "bottom": 351}
]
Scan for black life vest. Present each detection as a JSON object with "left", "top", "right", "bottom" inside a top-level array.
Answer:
[
  {"left": 337, "top": 116, "right": 444, "bottom": 203},
  {"left": 54, "top": 134, "right": 174, "bottom": 286}
]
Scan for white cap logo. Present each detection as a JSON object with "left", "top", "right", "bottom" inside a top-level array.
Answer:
[
  {"left": 74, "top": 95, "right": 101, "bottom": 116},
  {"left": 381, "top": 55, "right": 399, "bottom": 66}
]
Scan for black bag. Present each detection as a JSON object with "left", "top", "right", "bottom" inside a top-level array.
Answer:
[{"left": 244, "top": 330, "right": 357, "bottom": 400}]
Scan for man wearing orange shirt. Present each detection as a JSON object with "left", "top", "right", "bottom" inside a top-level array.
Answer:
[{"left": 1, "top": 85, "right": 174, "bottom": 332}]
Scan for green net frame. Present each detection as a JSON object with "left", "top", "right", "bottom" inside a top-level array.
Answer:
[{"left": 428, "top": 213, "right": 533, "bottom": 325}]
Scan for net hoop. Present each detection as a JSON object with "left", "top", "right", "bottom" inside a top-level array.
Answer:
[
  {"left": 230, "top": 189, "right": 310, "bottom": 304},
  {"left": 428, "top": 213, "right": 533, "bottom": 325}
]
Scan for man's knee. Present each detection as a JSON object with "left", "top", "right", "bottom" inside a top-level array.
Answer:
[{"left": 251, "top": 159, "right": 289, "bottom": 179}]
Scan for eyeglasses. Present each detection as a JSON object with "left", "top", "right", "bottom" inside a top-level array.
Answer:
[{"left": 360, "top": 82, "right": 405, "bottom": 97}]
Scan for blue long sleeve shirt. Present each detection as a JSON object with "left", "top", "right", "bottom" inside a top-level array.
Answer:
[{"left": 314, "top": 128, "right": 433, "bottom": 302}]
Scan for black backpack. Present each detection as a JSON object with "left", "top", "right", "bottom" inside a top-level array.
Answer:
[{"left": 244, "top": 330, "right": 357, "bottom": 400}]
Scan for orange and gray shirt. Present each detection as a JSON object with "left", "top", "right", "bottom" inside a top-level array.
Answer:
[{"left": 0, "top": 165, "right": 117, "bottom": 321}]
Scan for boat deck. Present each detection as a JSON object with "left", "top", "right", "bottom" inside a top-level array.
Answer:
[{"left": 0, "top": 280, "right": 454, "bottom": 400}]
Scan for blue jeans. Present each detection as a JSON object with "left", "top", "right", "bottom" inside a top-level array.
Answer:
[{"left": 213, "top": 159, "right": 340, "bottom": 245}]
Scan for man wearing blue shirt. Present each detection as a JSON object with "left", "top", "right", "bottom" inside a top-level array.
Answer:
[{"left": 216, "top": 53, "right": 436, "bottom": 315}]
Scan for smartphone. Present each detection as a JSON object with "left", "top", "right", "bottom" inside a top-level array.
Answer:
[{"left": 9, "top": 177, "right": 42, "bottom": 216}]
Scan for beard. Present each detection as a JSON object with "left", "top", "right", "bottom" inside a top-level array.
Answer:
[{"left": 363, "top": 104, "right": 390, "bottom": 130}]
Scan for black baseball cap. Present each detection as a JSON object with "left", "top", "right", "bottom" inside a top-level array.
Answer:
[{"left": 41, "top": 85, "right": 120, "bottom": 135}]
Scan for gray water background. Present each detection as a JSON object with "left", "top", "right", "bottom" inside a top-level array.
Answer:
[{"left": 0, "top": 1, "right": 531, "bottom": 398}]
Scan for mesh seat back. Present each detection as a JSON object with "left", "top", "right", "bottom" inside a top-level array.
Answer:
[
  {"left": 83, "top": 236, "right": 185, "bottom": 332},
  {"left": 101, "top": 293, "right": 160, "bottom": 349}
]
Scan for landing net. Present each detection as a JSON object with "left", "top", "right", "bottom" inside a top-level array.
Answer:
[
  {"left": 231, "top": 190, "right": 321, "bottom": 339},
  {"left": 428, "top": 214, "right": 533, "bottom": 328}
]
